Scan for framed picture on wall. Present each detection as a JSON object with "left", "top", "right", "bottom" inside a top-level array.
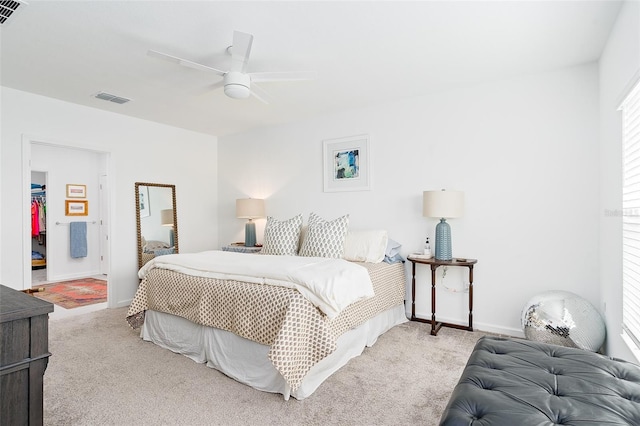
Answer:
[
  {"left": 139, "top": 185, "right": 150, "bottom": 218},
  {"left": 65, "top": 200, "right": 88, "bottom": 216},
  {"left": 66, "top": 184, "right": 86, "bottom": 198},
  {"left": 323, "top": 134, "right": 371, "bottom": 192}
]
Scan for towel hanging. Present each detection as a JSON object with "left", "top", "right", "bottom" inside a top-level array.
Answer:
[{"left": 70, "top": 221, "right": 87, "bottom": 258}]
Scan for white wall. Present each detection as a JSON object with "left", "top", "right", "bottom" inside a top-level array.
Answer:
[
  {"left": 599, "top": 1, "right": 640, "bottom": 361},
  {"left": 218, "top": 63, "right": 600, "bottom": 337},
  {"left": 1, "top": 87, "right": 218, "bottom": 307}
]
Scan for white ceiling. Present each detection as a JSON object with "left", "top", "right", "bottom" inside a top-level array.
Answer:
[{"left": 0, "top": 1, "right": 622, "bottom": 137}]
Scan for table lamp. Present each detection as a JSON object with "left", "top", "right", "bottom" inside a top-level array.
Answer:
[
  {"left": 423, "top": 190, "right": 464, "bottom": 261},
  {"left": 160, "top": 209, "right": 175, "bottom": 247},
  {"left": 236, "top": 198, "right": 265, "bottom": 247}
]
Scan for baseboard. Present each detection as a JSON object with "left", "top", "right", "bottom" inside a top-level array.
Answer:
[
  {"left": 405, "top": 309, "right": 524, "bottom": 338},
  {"left": 112, "top": 298, "right": 132, "bottom": 309},
  {"left": 474, "top": 321, "right": 524, "bottom": 338},
  {"left": 44, "top": 270, "right": 103, "bottom": 282}
]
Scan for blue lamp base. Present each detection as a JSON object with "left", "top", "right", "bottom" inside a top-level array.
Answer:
[
  {"left": 245, "top": 220, "right": 256, "bottom": 247},
  {"left": 435, "top": 218, "right": 452, "bottom": 261}
]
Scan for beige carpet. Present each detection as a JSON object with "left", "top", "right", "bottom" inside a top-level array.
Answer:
[{"left": 44, "top": 307, "right": 487, "bottom": 425}]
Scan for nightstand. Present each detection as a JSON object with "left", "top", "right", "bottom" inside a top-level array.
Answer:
[
  {"left": 407, "top": 255, "right": 477, "bottom": 336},
  {"left": 222, "top": 244, "right": 262, "bottom": 254}
]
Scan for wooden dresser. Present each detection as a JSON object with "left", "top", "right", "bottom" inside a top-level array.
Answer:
[{"left": 0, "top": 285, "right": 54, "bottom": 426}]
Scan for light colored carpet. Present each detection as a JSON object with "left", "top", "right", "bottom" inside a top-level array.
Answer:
[{"left": 44, "top": 307, "right": 487, "bottom": 425}]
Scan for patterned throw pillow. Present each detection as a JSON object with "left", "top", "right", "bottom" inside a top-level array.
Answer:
[
  {"left": 299, "top": 212, "right": 350, "bottom": 258},
  {"left": 261, "top": 214, "right": 303, "bottom": 256}
]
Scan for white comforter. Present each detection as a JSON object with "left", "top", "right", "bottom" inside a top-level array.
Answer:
[{"left": 138, "top": 250, "right": 374, "bottom": 319}]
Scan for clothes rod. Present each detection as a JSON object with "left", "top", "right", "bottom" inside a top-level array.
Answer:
[{"left": 55, "top": 221, "right": 97, "bottom": 225}]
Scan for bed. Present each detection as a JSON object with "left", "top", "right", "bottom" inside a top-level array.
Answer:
[
  {"left": 140, "top": 236, "right": 175, "bottom": 265},
  {"left": 126, "top": 218, "right": 406, "bottom": 400}
]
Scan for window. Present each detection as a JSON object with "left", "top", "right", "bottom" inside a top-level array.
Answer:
[{"left": 622, "top": 80, "right": 640, "bottom": 349}]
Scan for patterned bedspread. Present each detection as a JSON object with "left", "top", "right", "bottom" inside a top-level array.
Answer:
[{"left": 126, "top": 261, "right": 405, "bottom": 391}]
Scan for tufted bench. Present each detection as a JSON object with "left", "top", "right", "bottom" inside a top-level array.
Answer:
[{"left": 440, "top": 336, "right": 640, "bottom": 425}]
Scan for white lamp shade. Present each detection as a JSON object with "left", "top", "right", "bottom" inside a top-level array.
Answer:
[
  {"left": 236, "top": 198, "right": 265, "bottom": 219},
  {"left": 160, "top": 209, "right": 174, "bottom": 226},
  {"left": 423, "top": 190, "right": 464, "bottom": 218}
]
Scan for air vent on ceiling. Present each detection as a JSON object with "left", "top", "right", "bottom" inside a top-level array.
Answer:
[
  {"left": 94, "top": 91, "right": 131, "bottom": 104},
  {"left": 0, "top": 0, "right": 26, "bottom": 26}
]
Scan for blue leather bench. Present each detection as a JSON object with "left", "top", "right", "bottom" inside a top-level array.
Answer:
[{"left": 440, "top": 336, "right": 640, "bottom": 425}]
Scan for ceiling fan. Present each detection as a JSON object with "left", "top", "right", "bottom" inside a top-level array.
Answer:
[{"left": 148, "top": 30, "right": 316, "bottom": 103}]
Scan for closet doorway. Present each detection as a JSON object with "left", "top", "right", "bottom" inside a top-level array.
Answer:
[
  {"left": 24, "top": 140, "right": 111, "bottom": 318},
  {"left": 31, "top": 171, "right": 48, "bottom": 284}
]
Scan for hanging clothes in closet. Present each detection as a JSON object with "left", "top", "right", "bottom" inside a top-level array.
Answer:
[
  {"left": 31, "top": 198, "right": 46, "bottom": 240},
  {"left": 31, "top": 184, "right": 47, "bottom": 269},
  {"left": 31, "top": 185, "right": 46, "bottom": 238}
]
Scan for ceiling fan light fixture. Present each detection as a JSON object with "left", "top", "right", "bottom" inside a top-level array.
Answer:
[
  {"left": 224, "top": 71, "right": 251, "bottom": 99},
  {"left": 224, "top": 84, "right": 250, "bottom": 99}
]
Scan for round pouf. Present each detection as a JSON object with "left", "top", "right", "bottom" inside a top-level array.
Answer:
[{"left": 521, "top": 290, "right": 606, "bottom": 352}]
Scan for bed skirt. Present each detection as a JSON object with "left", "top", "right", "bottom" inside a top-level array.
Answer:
[{"left": 141, "top": 304, "right": 407, "bottom": 400}]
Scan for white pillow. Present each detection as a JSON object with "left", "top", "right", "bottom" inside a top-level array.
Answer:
[
  {"left": 261, "top": 214, "right": 303, "bottom": 256},
  {"left": 299, "top": 213, "right": 349, "bottom": 258},
  {"left": 342, "top": 230, "right": 388, "bottom": 263}
]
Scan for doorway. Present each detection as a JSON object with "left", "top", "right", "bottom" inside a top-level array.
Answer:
[
  {"left": 31, "top": 171, "right": 48, "bottom": 284},
  {"left": 23, "top": 140, "right": 111, "bottom": 316}
]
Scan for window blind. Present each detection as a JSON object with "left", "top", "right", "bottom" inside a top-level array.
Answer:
[{"left": 622, "top": 80, "right": 640, "bottom": 349}]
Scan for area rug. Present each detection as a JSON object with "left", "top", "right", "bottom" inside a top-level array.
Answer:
[{"left": 32, "top": 278, "right": 107, "bottom": 309}]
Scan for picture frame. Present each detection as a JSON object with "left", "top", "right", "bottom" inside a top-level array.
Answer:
[
  {"left": 65, "top": 200, "right": 88, "bottom": 216},
  {"left": 139, "top": 185, "right": 150, "bottom": 218},
  {"left": 323, "top": 134, "right": 371, "bottom": 192},
  {"left": 66, "top": 184, "right": 86, "bottom": 198}
]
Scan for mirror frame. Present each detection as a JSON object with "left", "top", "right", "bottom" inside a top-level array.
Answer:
[{"left": 135, "top": 182, "right": 179, "bottom": 270}]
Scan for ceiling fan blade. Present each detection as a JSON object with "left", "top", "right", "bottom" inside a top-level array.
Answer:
[
  {"left": 208, "top": 80, "right": 225, "bottom": 91},
  {"left": 250, "top": 83, "right": 272, "bottom": 104},
  {"left": 147, "top": 50, "right": 226, "bottom": 76},
  {"left": 230, "top": 31, "right": 253, "bottom": 73},
  {"left": 250, "top": 71, "right": 317, "bottom": 83},
  {"left": 199, "top": 80, "right": 225, "bottom": 95},
  {"left": 190, "top": 80, "right": 225, "bottom": 97}
]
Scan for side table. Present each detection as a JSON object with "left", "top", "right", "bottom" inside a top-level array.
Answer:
[
  {"left": 407, "top": 255, "right": 477, "bottom": 336},
  {"left": 222, "top": 244, "right": 262, "bottom": 254}
]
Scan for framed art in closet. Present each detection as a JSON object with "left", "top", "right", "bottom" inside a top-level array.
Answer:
[
  {"left": 65, "top": 200, "right": 88, "bottom": 216},
  {"left": 66, "top": 184, "right": 86, "bottom": 198}
]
